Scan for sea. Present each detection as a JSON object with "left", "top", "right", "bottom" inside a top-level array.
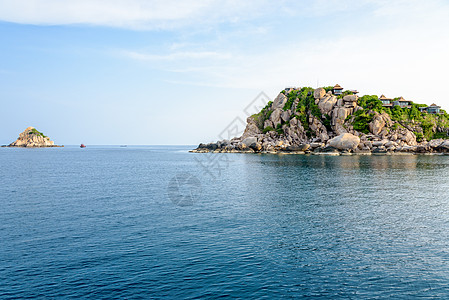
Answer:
[{"left": 1, "top": 145, "right": 449, "bottom": 299}]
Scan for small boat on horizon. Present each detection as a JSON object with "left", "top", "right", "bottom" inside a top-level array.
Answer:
[{"left": 80, "top": 144, "right": 86, "bottom": 148}]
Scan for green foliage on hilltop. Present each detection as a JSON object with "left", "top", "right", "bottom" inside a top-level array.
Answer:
[
  {"left": 295, "top": 113, "right": 308, "bottom": 127},
  {"left": 355, "top": 94, "right": 449, "bottom": 140},
  {"left": 283, "top": 91, "right": 296, "bottom": 111},
  {"left": 352, "top": 110, "right": 375, "bottom": 134},
  {"left": 253, "top": 86, "right": 449, "bottom": 141},
  {"left": 294, "top": 87, "right": 321, "bottom": 118},
  {"left": 254, "top": 87, "right": 323, "bottom": 136},
  {"left": 357, "top": 95, "right": 383, "bottom": 112},
  {"left": 291, "top": 87, "right": 322, "bottom": 136},
  {"left": 28, "top": 128, "right": 47, "bottom": 138},
  {"left": 408, "top": 105, "right": 422, "bottom": 121},
  {"left": 252, "top": 101, "right": 273, "bottom": 130},
  {"left": 381, "top": 104, "right": 422, "bottom": 123}
]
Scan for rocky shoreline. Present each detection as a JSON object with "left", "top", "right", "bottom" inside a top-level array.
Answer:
[
  {"left": 191, "top": 85, "right": 449, "bottom": 156},
  {"left": 190, "top": 137, "right": 449, "bottom": 156},
  {"left": 2, "top": 145, "right": 63, "bottom": 148}
]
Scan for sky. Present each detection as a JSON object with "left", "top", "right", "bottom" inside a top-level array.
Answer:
[{"left": 1, "top": 0, "right": 448, "bottom": 145}]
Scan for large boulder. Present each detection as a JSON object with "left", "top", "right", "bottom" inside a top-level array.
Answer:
[
  {"left": 309, "top": 115, "right": 329, "bottom": 142},
  {"left": 368, "top": 113, "right": 391, "bottom": 135},
  {"left": 402, "top": 129, "right": 417, "bottom": 146},
  {"left": 428, "top": 139, "right": 444, "bottom": 148},
  {"left": 437, "top": 140, "right": 449, "bottom": 151},
  {"left": 314, "top": 88, "right": 326, "bottom": 99},
  {"left": 343, "top": 95, "right": 358, "bottom": 102},
  {"left": 327, "top": 133, "right": 360, "bottom": 150},
  {"left": 242, "top": 137, "right": 257, "bottom": 147},
  {"left": 332, "top": 107, "right": 352, "bottom": 125},
  {"left": 318, "top": 95, "right": 338, "bottom": 115},
  {"left": 281, "top": 110, "right": 292, "bottom": 123},
  {"left": 343, "top": 95, "right": 358, "bottom": 109},
  {"left": 286, "top": 119, "right": 307, "bottom": 144},
  {"left": 269, "top": 108, "right": 283, "bottom": 128},
  {"left": 369, "top": 117, "right": 385, "bottom": 135},
  {"left": 272, "top": 93, "right": 288, "bottom": 109},
  {"left": 242, "top": 137, "right": 262, "bottom": 151},
  {"left": 333, "top": 122, "right": 348, "bottom": 135},
  {"left": 290, "top": 117, "right": 297, "bottom": 126},
  {"left": 241, "top": 116, "right": 261, "bottom": 139}
]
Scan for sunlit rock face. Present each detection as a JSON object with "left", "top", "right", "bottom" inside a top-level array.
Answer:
[{"left": 7, "top": 127, "right": 60, "bottom": 147}]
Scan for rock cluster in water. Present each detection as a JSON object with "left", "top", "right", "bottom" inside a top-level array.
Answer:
[
  {"left": 191, "top": 86, "right": 449, "bottom": 155},
  {"left": 4, "top": 127, "right": 62, "bottom": 147}
]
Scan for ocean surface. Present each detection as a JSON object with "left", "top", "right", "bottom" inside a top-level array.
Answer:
[{"left": 1, "top": 146, "right": 449, "bottom": 299}]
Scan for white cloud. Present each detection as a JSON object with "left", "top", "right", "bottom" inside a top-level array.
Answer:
[
  {"left": 0, "top": 0, "right": 200, "bottom": 28},
  {"left": 1, "top": 0, "right": 447, "bottom": 31},
  {"left": 117, "top": 0, "right": 449, "bottom": 108},
  {"left": 122, "top": 50, "right": 232, "bottom": 61},
  {"left": 0, "top": 0, "right": 396, "bottom": 29},
  {"left": 3, "top": 0, "right": 448, "bottom": 106},
  {"left": 0, "top": 0, "right": 273, "bottom": 29}
]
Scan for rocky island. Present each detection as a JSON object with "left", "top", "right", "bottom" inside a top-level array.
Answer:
[
  {"left": 3, "top": 127, "right": 62, "bottom": 147},
  {"left": 192, "top": 85, "right": 449, "bottom": 155}
]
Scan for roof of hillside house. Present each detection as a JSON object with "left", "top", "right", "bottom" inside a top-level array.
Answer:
[
  {"left": 379, "top": 94, "right": 392, "bottom": 100},
  {"left": 397, "top": 97, "right": 409, "bottom": 102},
  {"left": 430, "top": 103, "right": 441, "bottom": 107},
  {"left": 333, "top": 84, "right": 343, "bottom": 90}
]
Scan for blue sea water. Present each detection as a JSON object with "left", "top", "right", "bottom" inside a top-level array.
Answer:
[{"left": 1, "top": 146, "right": 449, "bottom": 299}]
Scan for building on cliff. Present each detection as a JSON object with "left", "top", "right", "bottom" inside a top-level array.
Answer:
[
  {"left": 380, "top": 95, "right": 393, "bottom": 107},
  {"left": 333, "top": 84, "right": 344, "bottom": 95},
  {"left": 419, "top": 104, "right": 442, "bottom": 114},
  {"left": 381, "top": 95, "right": 411, "bottom": 108},
  {"left": 393, "top": 97, "right": 411, "bottom": 108}
]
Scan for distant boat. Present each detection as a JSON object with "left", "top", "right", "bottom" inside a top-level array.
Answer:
[
  {"left": 120, "top": 145, "right": 127, "bottom": 147},
  {"left": 80, "top": 144, "right": 86, "bottom": 148}
]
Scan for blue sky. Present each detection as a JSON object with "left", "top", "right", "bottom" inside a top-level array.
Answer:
[{"left": 1, "top": 0, "right": 448, "bottom": 145}]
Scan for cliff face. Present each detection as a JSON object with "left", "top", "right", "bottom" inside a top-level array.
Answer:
[
  {"left": 7, "top": 127, "right": 60, "bottom": 147},
  {"left": 192, "top": 86, "right": 449, "bottom": 154}
]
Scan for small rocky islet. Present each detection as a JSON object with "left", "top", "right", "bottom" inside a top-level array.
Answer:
[
  {"left": 192, "top": 85, "right": 449, "bottom": 155},
  {"left": 3, "top": 127, "right": 62, "bottom": 148}
]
